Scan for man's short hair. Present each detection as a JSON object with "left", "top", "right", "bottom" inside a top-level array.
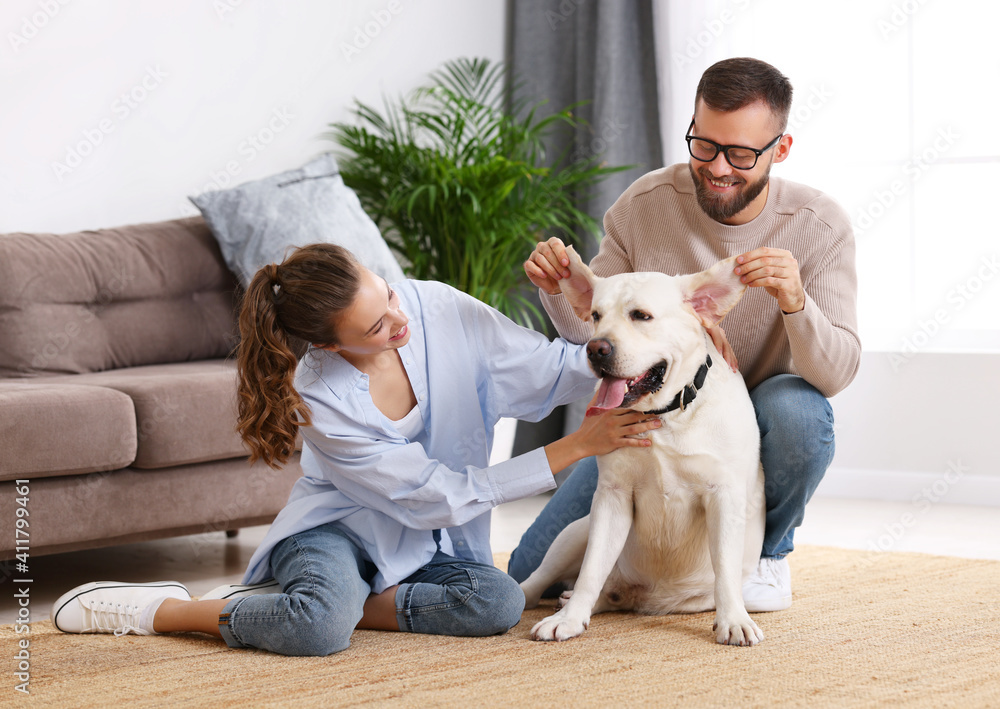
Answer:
[{"left": 695, "top": 58, "right": 794, "bottom": 132}]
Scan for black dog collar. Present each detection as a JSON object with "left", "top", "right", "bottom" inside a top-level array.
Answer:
[{"left": 643, "top": 355, "right": 713, "bottom": 415}]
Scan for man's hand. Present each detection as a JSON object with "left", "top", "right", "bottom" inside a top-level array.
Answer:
[
  {"left": 735, "top": 247, "right": 805, "bottom": 314},
  {"left": 706, "top": 325, "right": 739, "bottom": 373},
  {"left": 524, "top": 237, "right": 572, "bottom": 295}
]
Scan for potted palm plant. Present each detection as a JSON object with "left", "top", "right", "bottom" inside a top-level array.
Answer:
[{"left": 328, "top": 57, "right": 627, "bottom": 326}]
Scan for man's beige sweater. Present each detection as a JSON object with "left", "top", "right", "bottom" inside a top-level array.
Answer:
[{"left": 541, "top": 164, "right": 861, "bottom": 398}]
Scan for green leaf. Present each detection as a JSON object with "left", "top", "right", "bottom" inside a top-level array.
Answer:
[{"left": 329, "top": 57, "right": 630, "bottom": 328}]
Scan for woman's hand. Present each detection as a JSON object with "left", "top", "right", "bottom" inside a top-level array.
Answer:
[
  {"left": 575, "top": 408, "right": 662, "bottom": 455},
  {"left": 544, "top": 407, "right": 661, "bottom": 475}
]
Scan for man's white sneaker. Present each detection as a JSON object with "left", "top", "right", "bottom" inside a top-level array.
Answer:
[
  {"left": 52, "top": 581, "right": 191, "bottom": 635},
  {"left": 200, "top": 580, "right": 281, "bottom": 601},
  {"left": 742, "top": 557, "right": 792, "bottom": 612}
]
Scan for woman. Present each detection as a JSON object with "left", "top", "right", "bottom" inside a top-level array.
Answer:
[{"left": 52, "top": 243, "right": 661, "bottom": 656}]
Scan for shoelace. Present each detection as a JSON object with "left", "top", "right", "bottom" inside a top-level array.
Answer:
[
  {"left": 753, "top": 560, "right": 783, "bottom": 588},
  {"left": 87, "top": 599, "right": 144, "bottom": 636}
]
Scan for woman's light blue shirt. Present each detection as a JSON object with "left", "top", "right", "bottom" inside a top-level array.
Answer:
[{"left": 243, "top": 279, "right": 596, "bottom": 592}]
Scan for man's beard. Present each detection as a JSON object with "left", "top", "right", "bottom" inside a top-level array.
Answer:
[{"left": 689, "top": 162, "right": 771, "bottom": 223}]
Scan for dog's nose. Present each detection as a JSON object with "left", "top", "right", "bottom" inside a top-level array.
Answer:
[{"left": 587, "top": 338, "right": 614, "bottom": 364}]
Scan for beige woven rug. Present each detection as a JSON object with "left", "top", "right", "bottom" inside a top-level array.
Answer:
[{"left": 4, "top": 546, "right": 1000, "bottom": 708}]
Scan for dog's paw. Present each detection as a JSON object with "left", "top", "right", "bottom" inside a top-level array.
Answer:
[
  {"left": 530, "top": 610, "right": 589, "bottom": 642},
  {"left": 556, "top": 589, "right": 574, "bottom": 608},
  {"left": 713, "top": 612, "right": 764, "bottom": 646}
]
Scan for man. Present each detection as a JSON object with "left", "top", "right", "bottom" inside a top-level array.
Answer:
[{"left": 509, "top": 57, "right": 860, "bottom": 611}]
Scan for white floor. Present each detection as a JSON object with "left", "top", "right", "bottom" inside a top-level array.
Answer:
[{"left": 3, "top": 494, "right": 999, "bottom": 625}]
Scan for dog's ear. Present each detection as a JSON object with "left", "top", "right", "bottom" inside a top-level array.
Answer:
[
  {"left": 559, "top": 245, "right": 599, "bottom": 322},
  {"left": 682, "top": 257, "right": 746, "bottom": 328}
]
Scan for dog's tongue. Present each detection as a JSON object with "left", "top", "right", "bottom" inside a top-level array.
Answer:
[{"left": 586, "top": 377, "right": 627, "bottom": 416}]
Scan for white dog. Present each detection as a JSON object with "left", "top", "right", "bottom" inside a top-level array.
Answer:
[{"left": 521, "top": 247, "right": 766, "bottom": 646}]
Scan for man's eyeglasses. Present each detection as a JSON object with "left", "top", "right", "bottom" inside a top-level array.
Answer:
[{"left": 685, "top": 119, "right": 783, "bottom": 170}]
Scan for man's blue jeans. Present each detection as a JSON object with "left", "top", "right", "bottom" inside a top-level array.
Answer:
[
  {"left": 508, "top": 374, "right": 835, "bottom": 583},
  {"left": 219, "top": 523, "right": 525, "bottom": 656}
]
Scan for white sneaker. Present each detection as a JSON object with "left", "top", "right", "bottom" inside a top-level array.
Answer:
[
  {"left": 199, "top": 580, "right": 281, "bottom": 600},
  {"left": 742, "top": 557, "right": 792, "bottom": 612},
  {"left": 52, "top": 581, "right": 191, "bottom": 635}
]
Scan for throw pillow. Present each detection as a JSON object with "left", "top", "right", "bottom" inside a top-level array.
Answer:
[{"left": 189, "top": 153, "right": 405, "bottom": 286}]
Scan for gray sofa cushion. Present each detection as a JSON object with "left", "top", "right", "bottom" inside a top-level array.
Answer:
[
  {"left": 44, "top": 360, "right": 248, "bottom": 470},
  {"left": 0, "top": 217, "right": 239, "bottom": 377},
  {"left": 0, "top": 383, "right": 137, "bottom": 480},
  {"left": 189, "top": 153, "right": 405, "bottom": 285},
  {"left": 2, "top": 455, "right": 302, "bottom": 556}
]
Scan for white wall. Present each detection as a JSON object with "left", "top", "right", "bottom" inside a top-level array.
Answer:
[
  {"left": 819, "top": 352, "right": 1000, "bottom": 506},
  {"left": 0, "top": 0, "right": 507, "bottom": 233}
]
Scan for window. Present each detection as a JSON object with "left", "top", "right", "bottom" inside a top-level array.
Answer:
[{"left": 656, "top": 0, "right": 1000, "bottom": 353}]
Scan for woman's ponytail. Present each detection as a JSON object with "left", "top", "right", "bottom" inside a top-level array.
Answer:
[{"left": 235, "top": 244, "right": 361, "bottom": 468}]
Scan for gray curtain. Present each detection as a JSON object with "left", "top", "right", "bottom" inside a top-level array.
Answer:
[{"left": 506, "top": 0, "right": 664, "bottom": 465}]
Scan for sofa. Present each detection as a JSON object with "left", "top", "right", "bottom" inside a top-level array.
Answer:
[{"left": 0, "top": 216, "right": 303, "bottom": 559}]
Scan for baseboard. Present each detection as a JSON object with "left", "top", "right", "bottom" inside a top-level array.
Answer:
[{"left": 816, "top": 466, "right": 1000, "bottom": 507}]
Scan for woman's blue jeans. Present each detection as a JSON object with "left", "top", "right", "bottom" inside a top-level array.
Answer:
[
  {"left": 508, "top": 374, "right": 835, "bottom": 584},
  {"left": 219, "top": 524, "right": 525, "bottom": 656}
]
